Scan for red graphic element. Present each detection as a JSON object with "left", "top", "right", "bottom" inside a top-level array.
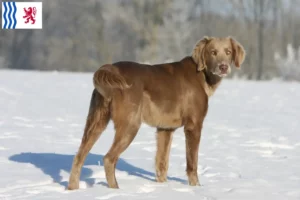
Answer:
[{"left": 23, "top": 7, "right": 37, "bottom": 24}]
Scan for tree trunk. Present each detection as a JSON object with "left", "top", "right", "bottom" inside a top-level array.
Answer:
[
  {"left": 10, "top": 31, "right": 34, "bottom": 70},
  {"left": 257, "top": 0, "right": 264, "bottom": 80}
]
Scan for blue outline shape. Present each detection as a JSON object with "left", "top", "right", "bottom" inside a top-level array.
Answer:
[
  {"left": 12, "top": 2, "right": 17, "bottom": 28},
  {"left": 3, "top": 2, "right": 8, "bottom": 29},
  {"left": 8, "top": 2, "right": 12, "bottom": 29}
]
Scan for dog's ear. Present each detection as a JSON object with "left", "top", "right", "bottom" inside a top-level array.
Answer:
[
  {"left": 230, "top": 37, "right": 245, "bottom": 68},
  {"left": 192, "top": 36, "right": 210, "bottom": 71}
]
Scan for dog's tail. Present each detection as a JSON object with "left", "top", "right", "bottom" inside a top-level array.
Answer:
[{"left": 93, "top": 64, "right": 131, "bottom": 98}]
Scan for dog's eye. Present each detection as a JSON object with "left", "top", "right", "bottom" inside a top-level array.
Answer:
[
  {"left": 226, "top": 51, "right": 231, "bottom": 55},
  {"left": 211, "top": 51, "right": 217, "bottom": 56}
]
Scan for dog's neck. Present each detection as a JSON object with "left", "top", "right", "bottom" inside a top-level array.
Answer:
[
  {"left": 181, "top": 56, "right": 222, "bottom": 97},
  {"left": 201, "top": 69, "right": 222, "bottom": 97}
]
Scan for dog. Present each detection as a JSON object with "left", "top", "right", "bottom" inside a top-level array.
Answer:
[{"left": 67, "top": 36, "right": 245, "bottom": 189}]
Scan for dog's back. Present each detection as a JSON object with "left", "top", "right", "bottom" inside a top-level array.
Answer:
[{"left": 93, "top": 57, "right": 208, "bottom": 129}]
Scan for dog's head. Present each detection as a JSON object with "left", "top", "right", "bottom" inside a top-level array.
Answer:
[{"left": 192, "top": 36, "right": 245, "bottom": 77}]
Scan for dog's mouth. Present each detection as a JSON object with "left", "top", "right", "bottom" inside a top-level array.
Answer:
[
  {"left": 212, "top": 70, "right": 228, "bottom": 77},
  {"left": 219, "top": 72, "right": 228, "bottom": 77},
  {"left": 215, "top": 72, "right": 227, "bottom": 77}
]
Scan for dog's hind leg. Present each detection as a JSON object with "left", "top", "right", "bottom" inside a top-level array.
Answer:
[
  {"left": 68, "top": 89, "right": 110, "bottom": 190},
  {"left": 155, "top": 128, "right": 174, "bottom": 182},
  {"left": 103, "top": 101, "right": 141, "bottom": 188},
  {"left": 103, "top": 124, "right": 140, "bottom": 188}
]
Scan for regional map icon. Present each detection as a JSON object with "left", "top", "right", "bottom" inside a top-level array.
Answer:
[{"left": 2, "top": 2, "right": 42, "bottom": 29}]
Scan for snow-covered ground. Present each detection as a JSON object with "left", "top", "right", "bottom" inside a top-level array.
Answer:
[{"left": 0, "top": 70, "right": 299, "bottom": 200}]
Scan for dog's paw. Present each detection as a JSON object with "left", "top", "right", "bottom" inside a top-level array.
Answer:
[
  {"left": 108, "top": 184, "right": 119, "bottom": 189},
  {"left": 156, "top": 176, "right": 167, "bottom": 183},
  {"left": 67, "top": 183, "right": 79, "bottom": 190},
  {"left": 188, "top": 177, "right": 200, "bottom": 186},
  {"left": 189, "top": 181, "right": 200, "bottom": 186}
]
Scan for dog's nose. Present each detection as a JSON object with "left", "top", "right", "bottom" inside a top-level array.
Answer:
[{"left": 219, "top": 64, "right": 228, "bottom": 73}]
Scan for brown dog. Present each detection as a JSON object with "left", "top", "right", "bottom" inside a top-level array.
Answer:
[{"left": 68, "top": 36, "right": 245, "bottom": 190}]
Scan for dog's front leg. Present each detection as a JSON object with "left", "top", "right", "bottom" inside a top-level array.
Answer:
[
  {"left": 184, "top": 122, "right": 202, "bottom": 186},
  {"left": 155, "top": 128, "right": 175, "bottom": 182}
]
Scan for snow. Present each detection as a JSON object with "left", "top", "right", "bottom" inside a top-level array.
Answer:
[{"left": 0, "top": 70, "right": 299, "bottom": 200}]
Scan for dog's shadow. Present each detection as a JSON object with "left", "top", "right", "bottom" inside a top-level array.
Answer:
[{"left": 9, "top": 152, "right": 186, "bottom": 188}]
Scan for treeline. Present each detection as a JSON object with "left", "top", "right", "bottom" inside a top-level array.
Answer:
[{"left": 1, "top": 0, "right": 300, "bottom": 80}]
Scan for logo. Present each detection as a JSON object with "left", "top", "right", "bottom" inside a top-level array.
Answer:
[
  {"left": 2, "top": 2, "right": 42, "bottom": 29},
  {"left": 23, "top": 7, "right": 36, "bottom": 24}
]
